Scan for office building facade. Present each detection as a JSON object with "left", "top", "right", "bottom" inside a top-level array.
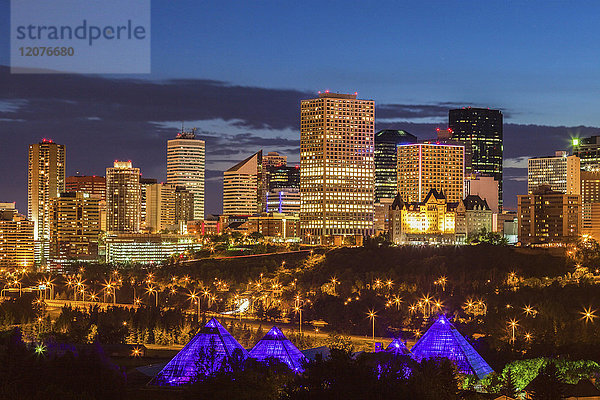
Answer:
[
  {"left": 374, "top": 129, "right": 417, "bottom": 202},
  {"left": 527, "top": 152, "right": 580, "bottom": 195},
  {"left": 0, "top": 204, "right": 34, "bottom": 268},
  {"left": 66, "top": 175, "right": 106, "bottom": 199},
  {"left": 106, "top": 161, "right": 141, "bottom": 233},
  {"left": 167, "top": 131, "right": 205, "bottom": 220},
  {"left": 397, "top": 143, "right": 465, "bottom": 204},
  {"left": 300, "top": 92, "right": 375, "bottom": 242},
  {"left": 448, "top": 108, "right": 503, "bottom": 209},
  {"left": 223, "top": 151, "right": 263, "bottom": 215},
  {"left": 572, "top": 136, "right": 600, "bottom": 171},
  {"left": 28, "top": 139, "right": 65, "bottom": 265},
  {"left": 49, "top": 192, "right": 101, "bottom": 261},
  {"left": 517, "top": 186, "right": 581, "bottom": 245},
  {"left": 266, "top": 188, "right": 300, "bottom": 215}
]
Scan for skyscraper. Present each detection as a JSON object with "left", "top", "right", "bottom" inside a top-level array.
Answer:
[
  {"left": 397, "top": 143, "right": 465, "bottom": 203},
  {"left": 66, "top": 175, "right": 106, "bottom": 199},
  {"left": 49, "top": 192, "right": 101, "bottom": 261},
  {"left": 448, "top": 108, "right": 503, "bottom": 209},
  {"left": 28, "top": 139, "right": 65, "bottom": 265},
  {"left": 300, "top": 92, "right": 375, "bottom": 243},
  {"left": 0, "top": 203, "right": 34, "bottom": 268},
  {"left": 106, "top": 161, "right": 141, "bottom": 233},
  {"left": 527, "top": 151, "right": 580, "bottom": 195},
  {"left": 167, "top": 130, "right": 205, "bottom": 220},
  {"left": 145, "top": 183, "right": 193, "bottom": 232},
  {"left": 374, "top": 129, "right": 417, "bottom": 201},
  {"left": 518, "top": 185, "right": 581, "bottom": 245},
  {"left": 223, "top": 151, "right": 263, "bottom": 215},
  {"left": 572, "top": 135, "right": 600, "bottom": 171}
]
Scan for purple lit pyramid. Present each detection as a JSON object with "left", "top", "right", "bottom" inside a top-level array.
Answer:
[
  {"left": 410, "top": 315, "right": 493, "bottom": 379},
  {"left": 249, "top": 326, "right": 306, "bottom": 372},
  {"left": 150, "top": 318, "right": 248, "bottom": 386},
  {"left": 385, "top": 338, "right": 411, "bottom": 356}
]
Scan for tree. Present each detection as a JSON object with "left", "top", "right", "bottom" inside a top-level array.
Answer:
[{"left": 527, "top": 362, "right": 564, "bottom": 400}]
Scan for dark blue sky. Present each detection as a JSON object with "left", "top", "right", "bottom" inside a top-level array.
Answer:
[{"left": 1, "top": 1, "right": 600, "bottom": 214}]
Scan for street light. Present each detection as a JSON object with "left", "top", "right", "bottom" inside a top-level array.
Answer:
[
  {"left": 367, "top": 309, "right": 377, "bottom": 343},
  {"left": 508, "top": 319, "right": 519, "bottom": 344},
  {"left": 581, "top": 306, "right": 597, "bottom": 323},
  {"left": 146, "top": 285, "right": 158, "bottom": 307},
  {"left": 294, "top": 305, "right": 303, "bottom": 334},
  {"left": 330, "top": 277, "right": 339, "bottom": 295},
  {"left": 188, "top": 290, "right": 200, "bottom": 318}
]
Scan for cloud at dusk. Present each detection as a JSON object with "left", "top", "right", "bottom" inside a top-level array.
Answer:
[{"left": 1, "top": 65, "right": 597, "bottom": 214}]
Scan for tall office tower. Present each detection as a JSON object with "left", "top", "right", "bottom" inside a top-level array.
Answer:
[
  {"left": 66, "top": 175, "right": 106, "bottom": 199},
  {"left": 49, "top": 192, "right": 101, "bottom": 261},
  {"left": 572, "top": 136, "right": 600, "bottom": 171},
  {"left": 527, "top": 151, "right": 580, "bottom": 195},
  {"left": 106, "top": 161, "right": 141, "bottom": 233},
  {"left": 266, "top": 188, "right": 301, "bottom": 215},
  {"left": 263, "top": 151, "right": 287, "bottom": 168},
  {"left": 140, "top": 177, "right": 157, "bottom": 230},
  {"left": 374, "top": 129, "right": 417, "bottom": 202},
  {"left": 167, "top": 130, "right": 205, "bottom": 220},
  {"left": 580, "top": 170, "right": 600, "bottom": 239},
  {"left": 223, "top": 151, "right": 263, "bottom": 215},
  {"left": 146, "top": 183, "right": 176, "bottom": 232},
  {"left": 268, "top": 165, "right": 300, "bottom": 190},
  {"left": 300, "top": 92, "right": 375, "bottom": 243},
  {"left": 175, "top": 186, "right": 194, "bottom": 223},
  {"left": 28, "top": 139, "right": 65, "bottom": 265},
  {"left": 397, "top": 143, "right": 465, "bottom": 204},
  {"left": 448, "top": 108, "right": 503, "bottom": 209},
  {"left": 518, "top": 185, "right": 581, "bottom": 245},
  {"left": 0, "top": 203, "right": 35, "bottom": 268}
]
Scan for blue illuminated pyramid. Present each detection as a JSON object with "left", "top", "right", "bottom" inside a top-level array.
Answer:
[
  {"left": 249, "top": 326, "right": 306, "bottom": 372},
  {"left": 385, "top": 338, "right": 411, "bottom": 356},
  {"left": 150, "top": 318, "right": 248, "bottom": 386},
  {"left": 410, "top": 315, "right": 493, "bottom": 379}
]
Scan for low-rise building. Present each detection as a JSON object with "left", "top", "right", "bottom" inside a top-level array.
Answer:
[
  {"left": 455, "top": 195, "right": 493, "bottom": 242},
  {"left": 247, "top": 212, "right": 300, "bottom": 242},
  {"left": 389, "top": 189, "right": 457, "bottom": 244},
  {"left": 105, "top": 233, "right": 203, "bottom": 264}
]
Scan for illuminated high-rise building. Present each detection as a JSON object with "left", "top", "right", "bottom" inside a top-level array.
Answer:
[
  {"left": 0, "top": 203, "right": 34, "bottom": 268},
  {"left": 66, "top": 175, "right": 106, "bottom": 199},
  {"left": 28, "top": 139, "right": 65, "bottom": 265},
  {"left": 140, "top": 177, "right": 157, "bottom": 231},
  {"left": 518, "top": 185, "right": 581, "bottom": 245},
  {"left": 527, "top": 151, "right": 580, "bottom": 195},
  {"left": 106, "top": 161, "right": 141, "bottom": 233},
  {"left": 397, "top": 143, "right": 465, "bottom": 204},
  {"left": 268, "top": 165, "right": 300, "bottom": 190},
  {"left": 572, "top": 136, "right": 600, "bottom": 171},
  {"left": 300, "top": 92, "right": 375, "bottom": 243},
  {"left": 263, "top": 151, "right": 287, "bottom": 168},
  {"left": 580, "top": 170, "right": 600, "bottom": 240},
  {"left": 145, "top": 183, "right": 193, "bottom": 233},
  {"left": 223, "top": 151, "right": 263, "bottom": 215},
  {"left": 167, "top": 130, "right": 205, "bottom": 220},
  {"left": 448, "top": 108, "right": 503, "bottom": 209},
  {"left": 374, "top": 129, "right": 417, "bottom": 202},
  {"left": 49, "top": 192, "right": 101, "bottom": 261}
]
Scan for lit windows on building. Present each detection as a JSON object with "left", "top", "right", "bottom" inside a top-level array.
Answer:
[
  {"left": 397, "top": 143, "right": 465, "bottom": 204},
  {"left": 167, "top": 130, "right": 206, "bottom": 220},
  {"left": 106, "top": 161, "right": 141, "bottom": 233},
  {"left": 300, "top": 92, "right": 375, "bottom": 242},
  {"left": 527, "top": 152, "right": 580, "bottom": 195}
]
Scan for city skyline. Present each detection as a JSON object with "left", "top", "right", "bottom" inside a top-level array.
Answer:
[{"left": 3, "top": 2, "right": 600, "bottom": 215}]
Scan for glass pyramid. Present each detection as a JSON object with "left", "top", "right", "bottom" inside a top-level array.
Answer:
[
  {"left": 410, "top": 315, "right": 493, "bottom": 379},
  {"left": 248, "top": 326, "right": 306, "bottom": 372},
  {"left": 150, "top": 318, "right": 248, "bottom": 386},
  {"left": 385, "top": 338, "right": 411, "bottom": 356}
]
